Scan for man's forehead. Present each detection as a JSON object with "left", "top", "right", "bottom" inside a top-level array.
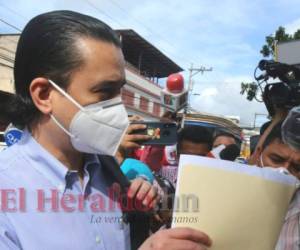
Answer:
[
  {"left": 215, "top": 136, "right": 235, "bottom": 141},
  {"left": 267, "top": 139, "right": 300, "bottom": 156},
  {"left": 267, "top": 139, "right": 288, "bottom": 150},
  {"left": 78, "top": 38, "right": 125, "bottom": 67}
]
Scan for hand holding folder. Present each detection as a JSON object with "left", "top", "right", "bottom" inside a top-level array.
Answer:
[{"left": 172, "top": 155, "right": 299, "bottom": 250}]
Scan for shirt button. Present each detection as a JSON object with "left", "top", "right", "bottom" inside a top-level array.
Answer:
[{"left": 95, "top": 236, "right": 101, "bottom": 244}]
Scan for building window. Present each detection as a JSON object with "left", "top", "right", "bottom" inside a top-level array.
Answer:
[
  {"left": 140, "top": 96, "right": 149, "bottom": 112},
  {"left": 122, "top": 89, "right": 134, "bottom": 106},
  {"left": 153, "top": 102, "right": 161, "bottom": 117}
]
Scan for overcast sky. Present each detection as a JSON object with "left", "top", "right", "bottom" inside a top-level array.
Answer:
[{"left": 1, "top": 0, "right": 300, "bottom": 126}]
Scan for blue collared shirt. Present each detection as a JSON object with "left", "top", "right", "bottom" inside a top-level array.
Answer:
[{"left": 0, "top": 130, "right": 130, "bottom": 250}]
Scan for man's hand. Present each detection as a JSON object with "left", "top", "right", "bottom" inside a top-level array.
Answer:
[
  {"left": 139, "top": 227, "right": 212, "bottom": 250},
  {"left": 128, "top": 178, "right": 159, "bottom": 209}
]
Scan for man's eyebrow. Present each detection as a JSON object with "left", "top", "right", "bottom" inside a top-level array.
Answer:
[
  {"left": 90, "top": 80, "right": 127, "bottom": 91},
  {"left": 269, "top": 153, "right": 286, "bottom": 160}
]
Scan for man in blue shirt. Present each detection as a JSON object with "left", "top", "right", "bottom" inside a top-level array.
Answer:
[{"left": 0, "top": 10, "right": 212, "bottom": 250}]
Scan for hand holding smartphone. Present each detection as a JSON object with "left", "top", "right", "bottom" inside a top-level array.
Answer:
[{"left": 130, "top": 121, "right": 178, "bottom": 146}]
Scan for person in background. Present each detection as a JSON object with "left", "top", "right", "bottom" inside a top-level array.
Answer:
[
  {"left": 157, "top": 125, "right": 213, "bottom": 185},
  {"left": 252, "top": 122, "right": 300, "bottom": 250},
  {"left": 212, "top": 131, "right": 239, "bottom": 149},
  {"left": 178, "top": 125, "right": 213, "bottom": 156},
  {"left": 250, "top": 135, "right": 260, "bottom": 156},
  {"left": 260, "top": 121, "right": 272, "bottom": 135},
  {"left": 248, "top": 121, "right": 271, "bottom": 158},
  {"left": 249, "top": 107, "right": 288, "bottom": 165},
  {"left": 256, "top": 122, "right": 300, "bottom": 179},
  {"left": 134, "top": 125, "right": 214, "bottom": 184}
]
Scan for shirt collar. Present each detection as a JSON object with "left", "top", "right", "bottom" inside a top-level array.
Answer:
[{"left": 84, "top": 153, "right": 100, "bottom": 167}]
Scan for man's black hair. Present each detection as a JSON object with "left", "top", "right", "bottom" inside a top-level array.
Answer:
[
  {"left": 0, "top": 90, "right": 14, "bottom": 129},
  {"left": 178, "top": 125, "right": 213, "bottom": 150},
  {"left": 262, "top": 122, "right": 283, "bottom": 150},
  {"left": 213, "top": 131, "right": 236, "bottom": 141},
  {"left": 250, "top": 135, "right": 260, "bottom": 155},
  {"left": 213, "top": 131, "right": 240, "bottom": 143},
  {"left": 260, "top": 121, "right": 272, "bottom": 135},
  {"left": 8, "top": 10, "right": 121, "bottom": 127}
]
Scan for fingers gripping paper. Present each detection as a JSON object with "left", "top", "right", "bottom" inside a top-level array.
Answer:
[{"left": 172, "top": 155, "right": 299, "bottom": 250}]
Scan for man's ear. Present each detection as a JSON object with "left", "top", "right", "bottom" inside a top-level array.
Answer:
[{"left": 29, "top": 78, "right": 53, "bottom": 115}]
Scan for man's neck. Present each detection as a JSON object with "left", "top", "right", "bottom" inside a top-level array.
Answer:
[{"left": 30, "top": 122, "right": 85, "bottom": 177}]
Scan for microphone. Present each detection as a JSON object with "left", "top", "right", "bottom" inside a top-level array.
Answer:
[
  {"left": 121, "top": 158, "right": 154, "bottom": 184},
  {"left": 4, "top": 124, "right": 23, "bottom": 147},
  {"left": 160, "top": 73, "right": 188, "bottom": 111},
  {"left": 219, "top": 144, "right": 240, "bottom": 161}
]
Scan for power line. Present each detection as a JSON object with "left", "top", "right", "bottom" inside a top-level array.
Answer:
[
  {"left": 82, "top": 0, "right": 127, "bottom": 29},
  {"left": 0, "top": 18, "right": 22, "bottom": 32},
  {"left": 108, "top": 0, "right": 194, "bottom": 68},
  {"left": 0, "top": 3, "right": 27, "bottom": 21},
  {"left": 82, "top": 0, "right": 193, "bottom": 68}
]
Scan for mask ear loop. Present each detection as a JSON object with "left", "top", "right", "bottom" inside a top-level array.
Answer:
[
  {"left": 50, "top": 114, "right": 75, "bottom": 138},
  {"left": 48, "top": 79, "right": 80, "bottom": 138},
  {"left": 48, "top": 79, "right": 84, "bottom": 111}
]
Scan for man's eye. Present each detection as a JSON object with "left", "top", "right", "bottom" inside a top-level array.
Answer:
[
  {"left": 270, "top": 156, "right": 285, "bottom": 163},
  {"left": 95, "top": 89, "right": 120, "bottom": 101}
]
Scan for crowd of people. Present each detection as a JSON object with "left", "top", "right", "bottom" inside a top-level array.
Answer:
[{"left": 0, "top": 9, "right": 299, "bottom": 250}]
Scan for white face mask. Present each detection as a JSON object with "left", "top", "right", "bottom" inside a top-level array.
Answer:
[{"left": 48, "top": 79, "right": 129, "bottom": 156}]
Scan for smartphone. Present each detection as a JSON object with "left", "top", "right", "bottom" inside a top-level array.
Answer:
[{"left": 131, "top": 121, "right": 177, "bottom": 145}]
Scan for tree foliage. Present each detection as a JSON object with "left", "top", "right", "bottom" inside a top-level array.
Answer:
[
  {"left": 259, "top": 26, "right": 298, "bottom": 57},
  {"left": 240, "top": 82, "right": 258, "bottom": 101}
]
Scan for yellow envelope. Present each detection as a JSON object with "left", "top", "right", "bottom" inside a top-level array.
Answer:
[{"left": 172, "top": 155, "right": 298, "bottom": 250}]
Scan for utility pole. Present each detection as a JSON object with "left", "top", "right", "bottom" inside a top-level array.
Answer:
[{"left": 185, "top": 63, "right": 213, "bottom": 113}]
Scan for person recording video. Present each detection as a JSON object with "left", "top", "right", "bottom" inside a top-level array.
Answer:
[
  {"left": 239, "top": 58, "right": 300, "bottom": 249},
  {"left": 249, "top": 60, "right": 300, "bottom": 165}
]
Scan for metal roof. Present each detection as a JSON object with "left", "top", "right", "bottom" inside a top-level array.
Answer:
[{"left": 115, "top": 29, "right": 183, "bottom": 78}]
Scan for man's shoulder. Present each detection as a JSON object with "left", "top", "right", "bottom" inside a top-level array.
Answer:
[
  {"left": 286, "top": 188, "right": 300, "bottom": 219},
  {"left": 0, "top": 145, "right": 29, "bottom": 181},
  {"left": 0, "top": 145, "right": 21, "bottom": 169}
]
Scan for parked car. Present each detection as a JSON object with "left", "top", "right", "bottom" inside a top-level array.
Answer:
[{"left": 181, "top": 113, "right": 242, "bottom": 142}]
